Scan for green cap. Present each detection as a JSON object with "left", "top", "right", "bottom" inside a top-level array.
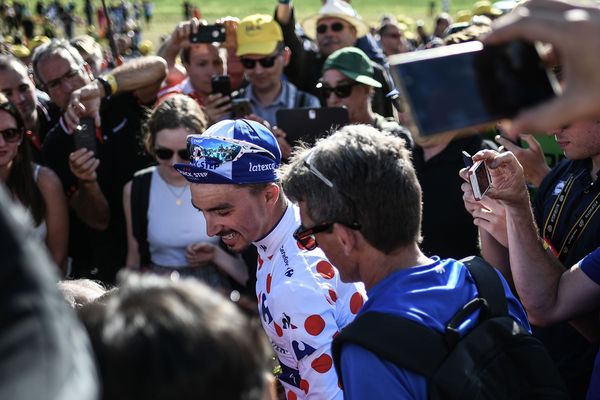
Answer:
[{"left": 322, "top": 47, "right": 382, "bottom": 88}]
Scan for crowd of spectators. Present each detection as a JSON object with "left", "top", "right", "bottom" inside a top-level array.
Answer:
[{"left": 2, "top": 0, "right": 600, "bottom": 399}]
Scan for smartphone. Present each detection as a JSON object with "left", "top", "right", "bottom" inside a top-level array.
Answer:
[
  {"left": 389, "top": 40, "right": 560, "bottom": 137},
  {"left": 276, "top": 107, "right": 350, "bottom": 145},
  {"left": 211, "top": 75, "right": 232, "bottom": 97},
  {"left": 231, "top": 98, "right": 252, "bottom": 119},
  {"left": 73, "top": 117, "right": 97, "bottom": 155},
  {"left": 468, "top": 160, "right": 491, "bottom": 201},
  {"left": 189, "top": 24, "right": 226, "bottom": 44}
]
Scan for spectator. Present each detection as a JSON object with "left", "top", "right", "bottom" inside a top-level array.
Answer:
[
  {"left": 462, "top": 148, "right": 600, "bottom": 399},
  {"left": 33, "top": 39, "right": 166, "bottom": 283},
  {"left": 0, "top": 93, "right": 68, "bottom": 270},
  {"left": 80, "top": 272, "right": 273, "bottom": 400},
  {"left": 174, "top": 119, "right": 366, "bottom": 399},
  {"left": 377, "top": 21, "right": 411, "bottom": 57},
  {"left": 433, "top": 12, "right": 452, "bottom": 38},
  {"left": 320, "top": 47, "right": 412, "bottom": 146},
  {"left": 71, "top": 35, "right": 106, "bottom": 78},
  {"left": 0, "top": 54, "right": 61, "bottom": 162},
  {"left": 58, "top": 278, "right": 108, "bottom": 308},
  {"left": 275, "top": 0, "right": 396, "bottom": 118},
  {"left": 123, "top": 94, "right": 249, "bottom": 288},
  {"left": 0, "top": 184, "right": 98, "bottom": 400},
  {"left": 280, "top": 124, "right": 529, "bottom": 399},
  {"left": 464, "top": 119, "right": 600, "bottom": 397},
  {"left": 157, "top": 19, "right": 225, "bottom": 106},
  {"left": 209, "top": 14, "right": 319, "bottom": 128}
]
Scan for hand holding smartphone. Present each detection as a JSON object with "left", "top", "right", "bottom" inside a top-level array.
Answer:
[
  {"left": 189, "top": 24, "right": 226, "bottom": 44},
  {"left": 73, "top": 118, "right": 97, "bottom": 156}
]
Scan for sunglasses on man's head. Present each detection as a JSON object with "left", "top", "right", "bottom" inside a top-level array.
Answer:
[
  {"left": 317, "top": 81, "right": 358, "bottom": 99},
  {"left": 240, "top": 53, "right": 280, "bottom": 69},
  {"left": 0, "top": 128, "right": 23, "bottom": 143},
  {"left": 317, "top": 22, "right": 346, "bottom": 34},
  {"left": 155, "top": 147, "right": 189, "bottom": 160}
]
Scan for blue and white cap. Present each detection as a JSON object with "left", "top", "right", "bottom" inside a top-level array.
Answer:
[{"left": 174, "top": 119, "right": 282, "bottom": 184}]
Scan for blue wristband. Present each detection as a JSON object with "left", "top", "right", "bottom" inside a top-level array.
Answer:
[{"left": 278, "top": 0, "right": 291, "bottom": 4}]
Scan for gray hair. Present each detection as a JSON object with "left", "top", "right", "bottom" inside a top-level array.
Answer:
[
  {"left": 31, "top": 38, "right": 85, "bottom": 86},
  {"left": 281, "top": 124, "right": 422, "bottom": 253}
]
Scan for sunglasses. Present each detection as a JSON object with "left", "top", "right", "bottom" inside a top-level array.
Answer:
[
  {"left": 317, "top": 81, "right": 357, "bottom": 99},
  {"left": 294, "top": 150, "right": 361, "bottom": 251},
  {"left": 188, "top": 135, "right": 275, "bottom": 167},
  {"left": 240, "top": 53, "right": 280, "bottom": 69},
  {"left": 155, "top": 147, "right": 189, "bottom": 160},
  {"left": 316, "top": 22, "right": 346, "bottom": 34},
  {"left": 0, "top": 128, "right": 23, "bottom": 143}
]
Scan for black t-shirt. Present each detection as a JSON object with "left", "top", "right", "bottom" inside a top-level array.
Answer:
[
  {"left": 413, "top": 135, "right": 485, "bottom": 260},
  {"left": 42, "top": 92, "right": 152, "bottom": 283}
]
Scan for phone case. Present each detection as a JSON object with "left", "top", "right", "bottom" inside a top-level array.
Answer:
[{"left": 275, "top": 107, "right": 349, "bottom": 145}]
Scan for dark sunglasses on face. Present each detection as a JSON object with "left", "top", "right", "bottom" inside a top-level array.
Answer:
[
  {"left": 293, "top": 222, "right": 334, "bottom": 251},
  {"left": 155, "top": 147, "right": 189, "bottom": 160},
  {"left": 317, "top": 81, "right": 358, "bottom": 99},
  {"left": 317, "top": 22, "right": 346, "bottom": 34},
  {"left": 240, "top": 53, "right": 280, "bottom": 69},
  {"left": 0, "top": 128, "right": 23, "bottom": 143}
]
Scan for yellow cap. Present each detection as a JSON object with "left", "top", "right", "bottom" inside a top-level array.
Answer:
[
  {"left": 28, "top": 35, "right": 50, "bottom": 51},
  {"left": 138, "top": 39, "right": 153, "bottom": 55},
  {"left": 11, "top": 44, "right": 31, "bottom": 58},
  {"left": 473, "top": 0, "right": 502, "bottom": 16},
  {"left": 455, "top": 10, "right": 472, "bottom": 23},
  {"left": 236, "top": 14, "right": 283, "bottom": 57}
]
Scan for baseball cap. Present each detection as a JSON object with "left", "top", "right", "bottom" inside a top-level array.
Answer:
[
  {"left": 301, "top": 0, "right": 370, "bottom": 39},
  {"left": 322, "top": 47, "right": 382, "bottom": 88},
  {"left": 236, "top": 14, "right": 283, "bottom": 57},
  {"left": 175, "top": 119, "right": 282, "bottom": 185}
]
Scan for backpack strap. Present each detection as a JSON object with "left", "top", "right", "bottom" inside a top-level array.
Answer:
[
  {"left": 294, "top": 90, "right": 309, "bottom": 108},
  {"left": 459, "top": 256, "right": 508, "bottom": 318},
  {"left": 332, "top": 311, "right": 448, "bottom": 385},
  {"left": 131, "top": 166, "right": 155, "bottom": 267}
]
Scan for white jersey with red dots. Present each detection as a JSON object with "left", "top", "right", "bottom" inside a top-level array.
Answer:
[{"left": 254, "top": 204, "right": 367, "bottom": 400}]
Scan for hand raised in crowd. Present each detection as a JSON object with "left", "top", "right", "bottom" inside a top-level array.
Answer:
[
  {"left": 465, "top": 150, "right": 530, "bottom": 207},
  {"left": 170, "top": 18, "right": 204, "bottom": 50},
  {"left": 217, "top": 16, "right": 240, "bottom": 51},
  {"left": 203, "top": 93, "right": 232, "bottom": 124},
  {"left": 185, "top": 242, "right": 217, "bottom": 267},
  {"left": 63, "top": 80, "right": 103, "bottom": 133},
  {"left": 460, "top": 178, "right": 509, "bottom": 247},
  {"left": 272, "top": 125, "right": 292, "bottom": 161},
  {"left": 485, "top": 0, "right": 600, "bottom": 136},
  {"left": 495, "top": 133, "right": 550, "bottom": 188},
  {"left": 69, "top": 148, "right": 100, "bottom": 183}
]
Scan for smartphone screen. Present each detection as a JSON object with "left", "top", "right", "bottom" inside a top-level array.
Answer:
[
  {"left": 469, "top": 160, "right": 491, "bottom": 200},
  {"left": 390, "top": 40, "right": 559, "bottom": 137},
  {"left": 190, "top": 24, "right": 226, "bottom": 43},
  {"left": 73, "top": 118, "right": 97, "bottom": 155}
]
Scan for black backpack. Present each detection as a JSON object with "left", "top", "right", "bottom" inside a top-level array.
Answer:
[
  {"left": 130, "top": 166, "right": 154, "bottom": 267},
  {"left": 331, "top": 256, "right": 569, "bottom": 399}
]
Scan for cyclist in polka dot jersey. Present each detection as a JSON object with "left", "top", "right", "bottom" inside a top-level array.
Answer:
[{"left": 174, "top": 119, "right": 366, "bottom": 399}]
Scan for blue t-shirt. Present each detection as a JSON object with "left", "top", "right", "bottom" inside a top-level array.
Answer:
[{"left": 340, "top": 257, "right": 530, "bottom": 400}]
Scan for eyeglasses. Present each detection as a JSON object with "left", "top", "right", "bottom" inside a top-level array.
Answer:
[
  {"left": 240, "top": 53, "right": 280, "bottom": 69},
  {"left": 0, "top": 128, "right": 23, "bottom": 143},
  {"left": 317, "top": 22, "right": 346, "bottom": 34},
  {"left": 44, "top": 67, "right": 82, "bottom": 91},
  {"left": 155, "top": 147, "right": 189, "bottom": 160},
  {"left": 188, "top": 135, "right": 276, "bottom": 167},
  {"left": 294, "top": 149, "right": 361, "bottom": 251},
  {"left": 316, "top": 81, "right": 357, "bottom": 99}
]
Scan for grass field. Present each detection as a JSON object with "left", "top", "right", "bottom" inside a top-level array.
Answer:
[{"left": 18, "top": 0, "right": 478, "bottom": 50}]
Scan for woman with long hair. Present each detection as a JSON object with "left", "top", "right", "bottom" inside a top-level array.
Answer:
[{"left": 0, "top": 94, "right": 69, "bottom": 271}]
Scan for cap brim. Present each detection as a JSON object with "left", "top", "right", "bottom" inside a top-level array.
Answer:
[
  {"left": 301, "top": 13, "right": 370, "bottom": 39},
  {"left": 236, "top": 41, "right": 279, "bottom": 57},
  {"left": 174, "top": 162, "right": 280, "bottom": 185},
  {"left": 337, "top": 69, "right": 382, "bottom": 88}
]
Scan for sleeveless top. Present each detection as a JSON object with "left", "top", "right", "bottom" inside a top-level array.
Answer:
[{"left": 147, "top": 168, "right": 220, "bottom": 267}]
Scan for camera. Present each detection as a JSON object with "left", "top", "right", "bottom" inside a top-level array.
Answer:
[
  {"left": 211, "top": 75, "right": 232, "bottom": 98},
  {"left": 190, "top": 24, "right": 226, "bottom": 44}
]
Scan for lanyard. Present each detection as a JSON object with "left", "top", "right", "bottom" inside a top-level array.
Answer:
[{"left": 543, "top": 173, "right": 600, "bottom": 259}]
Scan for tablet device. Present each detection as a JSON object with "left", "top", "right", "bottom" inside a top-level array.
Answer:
[{"left": 276, "top": 107, "right": 349, "bottom": 145}]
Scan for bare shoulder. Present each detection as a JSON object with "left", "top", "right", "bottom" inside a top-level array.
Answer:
[{"left": 36, "top": 165, "right": 64, "bottom": 194}]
